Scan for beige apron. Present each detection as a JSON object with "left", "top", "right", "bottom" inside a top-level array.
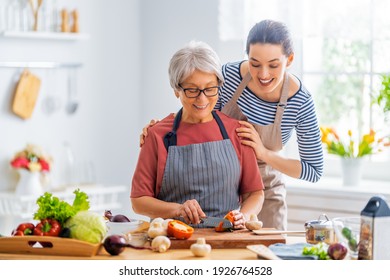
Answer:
[{"left": 221, "top": 72, "right": 289, "bottom": 230}]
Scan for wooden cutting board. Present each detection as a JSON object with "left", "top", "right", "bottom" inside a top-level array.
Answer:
[
  {"left": 170, "top": 228, "right": 285, "bottom": 249},
  {"left": 12, "top": 69, "right": 41, "bottom": 119}
]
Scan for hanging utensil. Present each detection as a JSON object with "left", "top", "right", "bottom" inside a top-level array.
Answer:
[
  {"left": 66, "top": 67, "right": 78, "bottom": 115},
  {"left": 41, "top": 69, "right": 61, "bottom": 115}
]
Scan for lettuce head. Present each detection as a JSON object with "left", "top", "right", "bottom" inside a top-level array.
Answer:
[{"left": 64, "top": 210, "right": 107, "bottom": 244}]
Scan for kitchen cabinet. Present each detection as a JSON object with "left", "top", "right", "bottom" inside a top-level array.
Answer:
[{"left": 286, "top": 177, "right": 390, "bottom": 230}]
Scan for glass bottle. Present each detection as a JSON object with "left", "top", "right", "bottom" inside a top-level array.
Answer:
[{"left": 63, "top": 141, "right": 75, "bottom": 186}]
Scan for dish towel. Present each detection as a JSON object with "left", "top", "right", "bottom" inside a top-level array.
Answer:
[{"left": 268, "top": 243, "right": 318, "bottom": 260}]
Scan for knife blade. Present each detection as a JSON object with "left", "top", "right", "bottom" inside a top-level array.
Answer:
[{"left": 200, "top": 217, "right": 233, "bottom": 229}]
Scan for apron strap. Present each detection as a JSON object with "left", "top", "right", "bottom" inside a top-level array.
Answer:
[
  {"left": 231, "top": 71, "right": 252, "bottom": 102},
  {"left": 212, "top": 111, "right": 229, "bottom": 140},
  {"left": 163, "top": 108, "right": 182, "bottom": 151},
  {"left": 274, "top": 73, "right": 289, "bottom": 125},
  {"left": 163, "top": 109, "right": 229, "bottom": 151}
]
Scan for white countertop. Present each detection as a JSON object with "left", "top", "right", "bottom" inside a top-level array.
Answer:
[{"left": 286, "top": 176, "right": 390, "bottom": 195}]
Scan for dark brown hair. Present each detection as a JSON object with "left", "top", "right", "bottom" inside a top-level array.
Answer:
[{"left": 246, "top": 19, "right": 294, "bottom": 56}]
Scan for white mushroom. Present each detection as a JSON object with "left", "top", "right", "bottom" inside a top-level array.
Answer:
[
  {"left": 150, "top": 217, "right": 165, "bottom": 226},
  {"left": 151, "top": 236, "right": 171, "bottom": 253},
  {"left": 245, "top": 214, "right": 263, "bottom": 230},
  {"left": 190, "top": 238, "right": 212, "bottom": 257},
  {"left": 147, "top": 221, "right": 167, "bottom": 238}
]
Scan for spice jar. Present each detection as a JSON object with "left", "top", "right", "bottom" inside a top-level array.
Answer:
[{"left": 304, "top": 214, "right": 334, "bottom": 245}]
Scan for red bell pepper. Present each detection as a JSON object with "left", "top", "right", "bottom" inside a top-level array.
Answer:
[
  {"left": 12, "top": 222, "right": 35, "bottom": 236},
  {"left": 33, "top": 218, "right": 62, "bottom": 237}
]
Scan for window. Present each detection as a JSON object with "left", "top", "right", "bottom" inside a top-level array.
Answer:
[{"left": 218, "top": 0, "right": 390, "bottom": 180}]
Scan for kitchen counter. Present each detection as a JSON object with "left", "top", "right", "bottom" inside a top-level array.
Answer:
[
  {"left": 285, "top": 177, "right": 390, "bottom": 230},
  {"left": 0, "top": 236, "right": 304, "bottom": 260}
]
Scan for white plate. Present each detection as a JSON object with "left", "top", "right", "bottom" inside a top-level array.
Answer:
[{"left": 106, "top": 220, "right": 144, "bottom": 236}]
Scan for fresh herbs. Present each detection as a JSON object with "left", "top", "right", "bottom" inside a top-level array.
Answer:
[{"left": 34, "top": 189, "right": 90, "bottom": 225}]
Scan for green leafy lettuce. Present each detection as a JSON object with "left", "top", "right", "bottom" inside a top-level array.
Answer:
[{"left": 34, "top": 189, "right": 90, "bottom": 225}]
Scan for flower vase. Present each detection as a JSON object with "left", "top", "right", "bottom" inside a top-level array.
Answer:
[
  {"left": 15, "top": 169, "right": 44, "bottom": 196},
  {"left": 341, "top": 158, "right": 362, "bottom": 187}
]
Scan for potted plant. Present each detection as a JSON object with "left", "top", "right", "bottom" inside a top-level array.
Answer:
[
  {"left": 10, "top": 144, "right": 52, "bottom": 195},
  {"left": 374, "top": 74, "right": 390, "bottom": 119},
  {"left": 320, "top": 127, "right": 389, "bottom": 186}
]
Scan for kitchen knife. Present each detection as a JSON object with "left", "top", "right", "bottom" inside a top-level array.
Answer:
[{"left": 199, "top": 217, "right": 233, "bottom": 229}]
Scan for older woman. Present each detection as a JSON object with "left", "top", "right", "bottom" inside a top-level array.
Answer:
[{"left": 131, "top": 41, "right": 264, "bottom": 229}]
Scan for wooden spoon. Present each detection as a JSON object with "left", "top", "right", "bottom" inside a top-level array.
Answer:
[
  {"left": 29, "top": 0, "right": 44, "bottom": 31},
  {"left": 247, "top": 245, "right": 282, "bottom": 260}
]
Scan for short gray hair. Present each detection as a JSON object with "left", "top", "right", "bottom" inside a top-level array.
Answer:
[{"left": 168, "top": 41, "right": 224, "bottom": 90}]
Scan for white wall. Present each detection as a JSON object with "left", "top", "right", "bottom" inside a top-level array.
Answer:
[
  {"left": 0, "top": 0, "right": 230, "bottom": 222},
  {"left": 139, "top": 0, "right": 220, "bottom": 124},
  {"left": 0, "top": 0, "right": 141, "bottom": 218}
]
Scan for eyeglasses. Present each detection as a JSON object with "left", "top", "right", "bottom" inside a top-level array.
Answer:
[{"left": 179, "top": 85, "right": 220, "bottom": 98}]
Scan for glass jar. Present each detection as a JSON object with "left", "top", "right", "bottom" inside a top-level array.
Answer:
[{"left": 304, "top": 214, "right": 334, "bottom": 245}]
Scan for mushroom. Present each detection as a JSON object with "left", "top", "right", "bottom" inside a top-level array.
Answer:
[
  {"left": 190, "top": 238, "right": 212, "bottom": 257},
  {"left": 245, "top": 214, "right": 263, "bottom": 230},
  {"left": 150, "top": 217, "right": 165, "bottom": 226},
  {"left": 151, "top": 236, "right": 171, "bottom": 253},
  {"left": 147, "top": 221, "right": 167, "bottom": 238}
]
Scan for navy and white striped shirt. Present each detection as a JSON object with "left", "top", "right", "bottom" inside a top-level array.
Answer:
[{"left": 215, "top": 61, "right": 323, "bottom": 183}]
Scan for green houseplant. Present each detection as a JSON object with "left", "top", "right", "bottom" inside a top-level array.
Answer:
[{"left": 374, "top": 74, "right": 390, "bottom": 118}]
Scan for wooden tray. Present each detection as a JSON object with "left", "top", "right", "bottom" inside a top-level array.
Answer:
[
  {"left": 170, "top": 228, "right": 285, "bottom": 249},
  {"left": 0, "top": 236, "right": 102, "bottom": 257}
]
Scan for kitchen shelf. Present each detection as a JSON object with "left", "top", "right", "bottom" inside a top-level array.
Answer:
[
  {"left": 0, "top": 31, "right": 90, "bottom": 41},
  {"left": 0, "top": 61, "right": 82, "bottom": 69}
]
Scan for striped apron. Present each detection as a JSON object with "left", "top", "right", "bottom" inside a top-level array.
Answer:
[
  {"left": 221, "top": 72, "right": 289, "bottom": 230},
  {"left": 158, "top": 109, "right": 241, "bottom": 226}
]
